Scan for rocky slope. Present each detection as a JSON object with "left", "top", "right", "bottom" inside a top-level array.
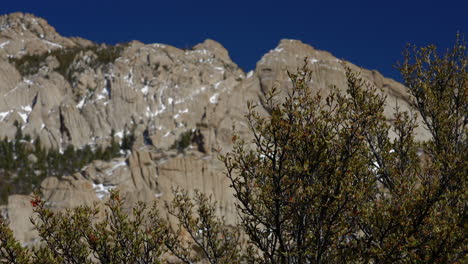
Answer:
[{"left": 0, "top": 12, "right": 429, "bottom": 245}]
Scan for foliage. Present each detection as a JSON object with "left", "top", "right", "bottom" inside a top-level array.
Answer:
[
  {"left": 0, "top": 217, "right": 30, "bottom": 263},
  {"left": 170, "top": 130, "right": 195, "bottom": 153},
  {"left": 217, "top": 40, "right": 466, "bottom": 263},
  {"left": 170, "top": 129, "right": 206, "bottom": 153},
  {"left": 1, "top": 191, "right": 167, "bottom": 263},
  {"left": 0, "top": 126, "right": 128, "bottom": 205},
  {"left": 121, "top": 127, "right": 136, "bottom": 152},
  {"left": 0, "top": 188, "right": 244, "bottom": 264},
  {"left": 164, "top": 189, "right": 244, "bottom": 264}
]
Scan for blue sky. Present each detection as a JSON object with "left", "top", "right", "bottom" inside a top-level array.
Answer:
[{"left": 2, "top": 0, "right": 467, "bottom": 81}]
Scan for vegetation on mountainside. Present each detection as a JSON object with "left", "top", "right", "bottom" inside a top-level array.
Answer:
[
  {"left": 0, "top": 124, "right": 136, "bottom": 204},
  {"left": 0, "top": 37, "right": 466, "bottom": 263},
  {"left": 170, "top": 129, "right": 206, "bottom": 153},
  {"left": 8, "top": 43, "right": 126, "bottom": 82}
]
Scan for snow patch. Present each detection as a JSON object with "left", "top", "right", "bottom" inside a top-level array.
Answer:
[
  {"left": 152, "top": 43, "right": 167, "bottom": 49},
  {"left": 21, "top": 106, "right": 32, "bottom": 112},
  {"left": 96, "top": 94, "right": 106, "bottom": 101},
  {"left": 145, "top": 106, "right": 151, "bottom": 118},
  {"left": 246, "top": 71, "right": 254, "bottom": 78},
  {"left": 76, "top": 98, "right": 85, "bottom": 109},
  {"left": 174, "top": 86, "right": 207, "bottom": 105},
  {"left": 96, "top": 88, "right": 108, "bottom": 101},
  {"left": 105, "top": 161, "right": 127, "bottom": 176},
  {"left": 93, "top": 183, "right": 116, "bottom": 200},
  {"left": 214, "top": 81, "right": 222, "bottom": 89},
  {"left": 0, "top": 41, "right": 10, "bottom": 49},
  {"left": 18, "top": 112, "right": 28, "bottom": 122},
  {"left": 115, "top": 131, "right": 124, "bottom": 138},
  {"left": 141, "top": 85, "right": 150, "bottom": 95},
  {"left": 0, "top": 110, "right": 12, "bottom": 121},
  {"left": 173, "top": 108, "right": 189, "bottom": 119},
  {"left": 310, "top": 58, "right": 319, "bottom": 64},
  {"left": 154, "top": 104, "right": 167, "bottom": 117},
  {"left": 42, "top": 40, "right": 63, "bottom": 49},
  {"left": 209, "top": 93, "right": 219, "bottom": 104},
  {"left": 124, "top": 68, "right": 134, "bottom": 87}
]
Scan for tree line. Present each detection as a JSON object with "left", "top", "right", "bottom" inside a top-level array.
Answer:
[{"left": 0, "top": 123, "right": 135, "bottom": 204}]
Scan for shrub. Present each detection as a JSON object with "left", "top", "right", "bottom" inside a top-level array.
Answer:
[
  {"left": 170, "top": 130, "right": 195, "bottom": 153},
  {"left": 170, "top": 129, "right": 206, "bottom": 153}
]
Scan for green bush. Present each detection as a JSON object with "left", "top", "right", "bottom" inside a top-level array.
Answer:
[
  {"left": 170, "top": 129, "right": 206, "bottom": 153},
  {"left": 170, "top": 130, "right": 194, "bottom": 153}
]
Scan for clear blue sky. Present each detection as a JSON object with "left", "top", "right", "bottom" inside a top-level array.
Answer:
[{"left": 2, "top": 0, "right": 467, "bottom": 81}]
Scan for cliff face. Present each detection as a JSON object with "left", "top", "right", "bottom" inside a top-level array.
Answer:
[{"left": 0, "top": 12, "right": 429, "bottom": 244}]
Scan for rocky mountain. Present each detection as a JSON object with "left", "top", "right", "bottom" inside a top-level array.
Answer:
[{"left": 0, "top": 12, "right": 429, "bottom": 245}]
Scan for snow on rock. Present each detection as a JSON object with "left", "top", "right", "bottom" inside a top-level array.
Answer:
[
  {"left": 310, "top": 58, "right": 319, "bottom": 64},
  {"left": 214, "top": 81, "right": 222, "bottom": 89},
  {"left": 21, "top": 105, "right": 32, "bottom": 112},
  {"left": 115, "top": 130, "right": 124, "bottom": 138},
  {"left": 124, "top": 68, "right": 134, "bottom": 87},
  {"left": 18, "top": 113, "right": 28, "bottom": 123},
  {"left": 96, "top": 94, "right": 105, "bottom": 101},
  {"left": 105, "top": 160, "right": 127, "bottom": 176},
  {"left": 17, "top": 106, "right": 32, "bottom": 122},
  {"left": 41, "top": 39, "right": 63, "bottom": 49},
  {"left": 0, "top": 40, "right": 10, "bottom": 49},
  {"left": 214, "top": 66, "right": 225, "bottom": 72},
  {"left": 96, "top": 88, "right": 108, "bottom": 101},
  {"left": 173, "top": 108, "right": 189, "bottom": 119},
  {"left": 92, "top": 183, "right": 116, "bottom": 200},
  {"left": 209, "top": 93, "right": 219, "bottom": 104},
  {"left": 76, "top": 97, "right": 85, "bottom": 109},
  {"left": 0, "top": 110, "right": 12, "bottom": 121},
  {"left": 141, "top": 85, "right": 149, "bottom": 95},
  {"left": 274, "top": 47, "right": 284, "bottom": 53}
]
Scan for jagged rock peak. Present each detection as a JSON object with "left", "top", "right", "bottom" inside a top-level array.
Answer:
[
  {"left": 193, "top": 39, "right": 232, "bottom": 62},
  {"left": 0, "top": 12, "right": 91, "bottom": 58},
  {"left": 0, "top": 12, "right": 58, "bottom": 37},
  {"left": 257, "top": 39, "right": 337, "bottom": 67}
]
